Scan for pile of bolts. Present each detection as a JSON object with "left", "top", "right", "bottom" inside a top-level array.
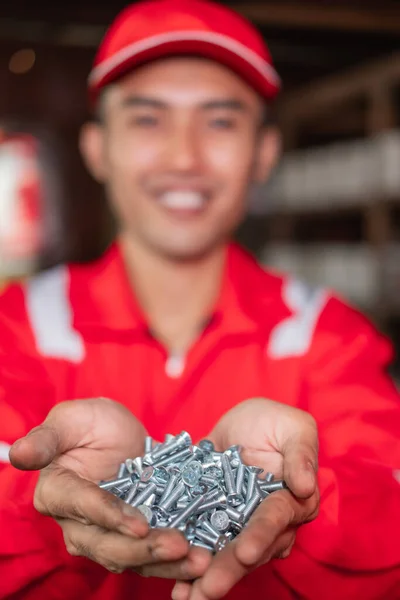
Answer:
[{"left": 99, "top": 431, "right": 287, "bottom": 554}]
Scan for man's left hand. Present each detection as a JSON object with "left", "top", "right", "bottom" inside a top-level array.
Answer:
[{"left": 171, "top": 398, "right": 320, "bottom": 600}]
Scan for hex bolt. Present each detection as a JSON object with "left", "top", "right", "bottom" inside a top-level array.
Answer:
[
  {"left": 99, "top": 476, "right": 133, "bottom": 490},
  {"left": 130, "top": 482, "right": 157, "bottom": 508},
  {"left": 241, "top": 491, "right": 262, "bottom": 522},
  {"left": 169, "top": 495, "right": 205, "bottom": 528},
  {"left": 245, "top": 467, "right": 263, "bottom": 504}
]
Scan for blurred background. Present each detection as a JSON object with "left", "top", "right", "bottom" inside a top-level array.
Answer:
[{"left": 1, "top": 0, "right": 400, "bottom": 374}]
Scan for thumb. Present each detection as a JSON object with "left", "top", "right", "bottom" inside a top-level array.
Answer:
[
  {"left": 9, "top": 401, "right": 84, "bottom": 471},
  {"left": 282, "top": 428, "right": 318, "bottom": 499}
]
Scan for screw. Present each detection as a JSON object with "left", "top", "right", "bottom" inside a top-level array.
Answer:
[
  {"left": 99, "top": 476, "right": 133, "bottom": 490},
  {"left": 196, "top": 492, "right": 227, "bottom": 514},
  {"left": 117, "top": 463, "right": 127, "bottom": 479},
  {"left": 169, "top": 495, "right": 205, "bottom": 528},
  {"left": 124, "top": 481, "right": 140, "bottom": 504},
  {"left": 210, "top": 510, "right": 231, "bottom": 532},
  {"left": 235, "top": 463, "right": 246, "bottom": 496},
  {"left": 202, "top": 518, "right": 223, "bottom": 540},
  {"left": 151, "top": 431, "right": 192, "bottom": 461},
  {"left": 158, "top": 480, "right": 186, "bottom": 513},
  {"left": 130, "top": 482, "right": 157, "bottom": 508},
  {"left": 198, "top": 439, "right": 215, "bottom": 453},
  {"left": 225, "top": 506, "right": 245, "bottom": 525},
  {"left": 137, "top": 505, "right": 157, "bottom": 526},
  {"left": 245, "top": 467, "right": 263, "bottom": 504},
  {"left": 152, "top": 447, "right": 192, "bottom": 468},
  {"left": 194, "top": 528, "right": 221, "bottom": 548},
  {"left": 260, "top": 480, "right": 287, "bottom": 493},
  {"left": 241, "top": 490, "right": 262, "bottom": 522},
  {"left": 144, "top": 436, "right": 153, "bottom": 455},
  {"left": 265, "top": 472, "right": 274, "bottom": 483},
  {"left": 191, "top": 540, "right": 214, "bottom": 552}
]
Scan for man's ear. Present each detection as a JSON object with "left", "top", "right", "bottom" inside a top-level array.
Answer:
[
  {"left": 253, "top": 126, "right": 282, "bottom": 184},
  {"left": 79, "top": 122, "right": 108, "bottom": 183}
]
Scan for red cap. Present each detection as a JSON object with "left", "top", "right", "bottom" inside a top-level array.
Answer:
[{"left": 88, "top": 0, "right": 280, "bottom": 105}]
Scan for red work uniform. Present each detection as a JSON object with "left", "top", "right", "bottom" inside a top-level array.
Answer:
[{"left": 1, "top": 242, "right": 399, "bottom": 600}]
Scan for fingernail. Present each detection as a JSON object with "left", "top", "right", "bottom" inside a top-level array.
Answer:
[{"left": 151, "top": 545, "right": 176, "bottom": 561}]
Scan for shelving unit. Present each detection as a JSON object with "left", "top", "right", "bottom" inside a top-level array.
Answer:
[{"left": 248, "top": 52, "right": 400, "bottom": 328}]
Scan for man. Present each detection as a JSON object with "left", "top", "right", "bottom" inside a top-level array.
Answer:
[{"left": 1, "top": 1, "right": 399, "bottom": 599}]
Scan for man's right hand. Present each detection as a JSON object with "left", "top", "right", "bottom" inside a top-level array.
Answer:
[{"left": 9, "top": 398, "right": 212, "bottom": 579}]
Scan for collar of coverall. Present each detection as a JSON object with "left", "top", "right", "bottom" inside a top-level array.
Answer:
[{"left": 71, "top": 241, "right": 276, "bottom": 336}]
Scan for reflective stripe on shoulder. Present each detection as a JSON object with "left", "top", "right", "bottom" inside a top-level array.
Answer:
[
  {"left": 0, "top": 442, "right": 10, "bottom": 463},
  {"left": 25, "top": 265, "right": 85, "bottom": 362},
  {"left": 268, "top": 278, "right": 329, "bottom": 359}
]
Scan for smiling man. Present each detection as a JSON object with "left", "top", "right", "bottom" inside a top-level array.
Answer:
[{"left": 1, "top": 1, "right": 400, "bottom": 600}]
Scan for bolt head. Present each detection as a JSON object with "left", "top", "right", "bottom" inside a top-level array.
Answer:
[
  {"left": 140, "top": 466, "right": 155, "bottom": 482},
  {"left": 210, "top": 510, "right": 230, "bottom": 532},
  {"left": 198, "top": 439, "right": 215, "bottom": 453},
  {"left": 247, "top": 466, "right": 264, "bottom": 475},
  {"left": 227, "top": 493, "right": 244, "bottom": 507}
]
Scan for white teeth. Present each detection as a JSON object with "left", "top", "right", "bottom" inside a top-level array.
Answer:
[{"left": 159, "top": 191, "right": 205, "bottom": 209}]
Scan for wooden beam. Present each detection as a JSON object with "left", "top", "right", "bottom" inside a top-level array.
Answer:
[
  {"left": 278, "top": 53, "right": 400, "bottom": 122},
  {"left": 233, "top": 3, "right": 400, "bottom": 34}
]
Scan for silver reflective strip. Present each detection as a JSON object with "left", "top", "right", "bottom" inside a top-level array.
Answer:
[
  {"left": 0, "top": 442, "right": 11, "bottom": 463},
  {"left": 268, "top": 278, "right": 328, "bottom": 359},
  {"left": 25, "top": 266, "right": 85, "bottom": 363}
]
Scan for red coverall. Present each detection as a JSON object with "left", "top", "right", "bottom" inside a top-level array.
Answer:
[{"left": 0, "top": 242, "right": 399, "bottom": 600}]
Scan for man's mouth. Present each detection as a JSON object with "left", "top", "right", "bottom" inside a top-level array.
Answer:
[{"left": 157, "top": 190, "right": 208, "bottom": 211}]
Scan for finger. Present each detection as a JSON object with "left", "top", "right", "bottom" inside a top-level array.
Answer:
[
  {"left": 235, "top": 493, "right": 291, "bottom": 566},
  {"left": 9, "top": 401, "right": 91, "bottom": 470},
  {"left": 188, "top": 539, "right": 249, "bottom": 600},
  {"left": 64, "top": 521, "right": 189, "bottom": 573},
  {"left": 172, "top": 581, "right": 193, "bottom": 600},
  {"left": 272, "top": 529, "right": 296, "bottom": 559},
  {"left": 281, "top": 416, "right": 318, "bottom": 498},
  {"left": 36, "top": 466, "right": 148, "bottom": 538},
  {"left": 138, "top": 547, "right": 212, "bottom": 580}
]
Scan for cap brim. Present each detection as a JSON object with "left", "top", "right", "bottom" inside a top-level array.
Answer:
[{"left": 88, "top": 31, "right": 281, "bottom": 105}]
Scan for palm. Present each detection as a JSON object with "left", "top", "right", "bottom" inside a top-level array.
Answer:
[
  {"left": 207, "top": 398, "right": 298, "bottom": 477},
  {"left": 49, "top": 398, "right": 147, "bottom": 482}
]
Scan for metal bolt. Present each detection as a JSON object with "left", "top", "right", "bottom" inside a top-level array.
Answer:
[
  {"left": 141, "top": 466, "right": 155, "bottom": 482},
  {"left": 194, "top": 528, "right": 222, "bottom": 547},
  {"left": 241, "top": 491, "right": 262, "bottom": 522},
  {"left": 202, "top": 519, "right": 223, "bottom": 540},
  {"left": 210, "top": 510, "right": 230, "bottom": 532},
  {"left": 235, "top": 463, "right": 246, "bottom": 496},
  {"left": 159, "top": 481, "right": 186, "bottom": 512},
  {"left": 191, "top": 540, "right": 214, "bottom": 552},
  {"left": 152, "top": 447, "right": 192, "bottom": 468},
  {"left": 99, "top": 476, "right": 133, "bottom": 490},
  {"left": 198, "top": 439, "right": 215, "bottom": 453},
  {"left": 137, "top": 505, "right": 157, "bottom": 526},
  {"left": 260, "top": 480, "right": 287, "bottom": 493},
  {"left": 245, "top": 467, "right": 263, "bottom": 504},
  {"left": 144, "top": 436, "right": 153, "bottom": 455},
  {"left": 225, "top": 506, "right": 245, "bottom": 525},
  {"left": 124, "top": 481, "right": 140, "bottom": 504},
  {"left": 151, "top": 431, "right": 191, "bottom": 461},
  {"left": 117, "top": 463, "right": 127, "bottom": 479},
  {"left": 169, "top": 495, "right": 205, "bottom": 528},
  {"left": 196, "top": 492, "right": 227, "bottom": 514},
  {"left": 130, "top": 482, "right": 157, "bottom": 508},
  {"left": 265, "top": 472, "right": 274, "bottom": 483}
]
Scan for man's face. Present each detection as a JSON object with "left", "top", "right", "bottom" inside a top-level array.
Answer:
[{"left": 84, "top": 57, "right": 278, "bottom": 260}]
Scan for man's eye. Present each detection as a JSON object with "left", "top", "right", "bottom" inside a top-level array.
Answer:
[
  {"left": 131, "top": 115, "right": 159, "bottom": 127},
  {"left": 210, "top": 118, "right": 236, "bottom": 129}
]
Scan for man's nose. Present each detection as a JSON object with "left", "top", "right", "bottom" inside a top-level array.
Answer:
[{"left": 167, "top": 124, "right": 202, "bottom": 173}]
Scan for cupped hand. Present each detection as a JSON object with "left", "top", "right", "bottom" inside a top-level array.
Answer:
[
  {"left": 172, "top": 397, "right": 320, "bottom": 600},
  {"left": 9, "top": 398, "right": 211, "bottom": 579}
]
